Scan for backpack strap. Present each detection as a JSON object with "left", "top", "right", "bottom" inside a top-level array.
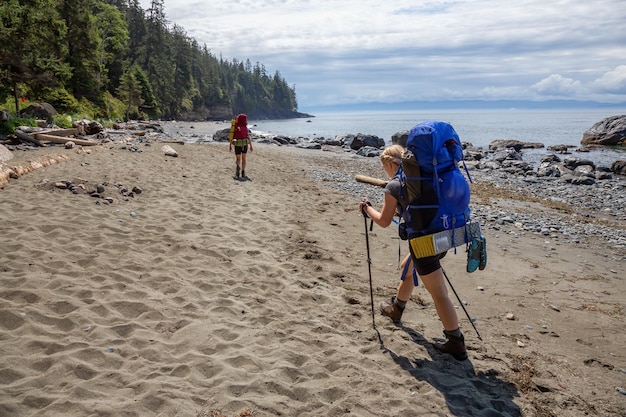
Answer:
[{"left": 400, "top": 254, "right": 419, "bottom": 286}]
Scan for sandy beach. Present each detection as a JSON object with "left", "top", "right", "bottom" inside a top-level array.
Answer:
[{"left": 1, "top": 126, "right": 625, "bottom": 416}]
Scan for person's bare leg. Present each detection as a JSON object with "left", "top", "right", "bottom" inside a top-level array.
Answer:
[
  {"left": 235, "top": 154, "right": 241, "bottom": 177},
  {"left": 419, "top": 269, "right": 459, "bottom": 330},
  {"left": 380, "top": 255, "right": 414, "bottom": 322},
  {"left": 421, "top": 268, "right": 467, "bottom": 360}
]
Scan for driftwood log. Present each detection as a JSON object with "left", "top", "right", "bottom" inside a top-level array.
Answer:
[
  {"left": 38, "top": 128, "right": 78, "bottom": 137},
  {"left": 15, "top": 130, "right": 46, "bottom": 147},
  {"left": 34, "top": 133, "right": 99, "bottom": 146},
  {"left": 0, "top": 153, "right": 72, "bottom": 186},
  {"left": 355, "top": 174, "right": 387, "bottom": 187}
]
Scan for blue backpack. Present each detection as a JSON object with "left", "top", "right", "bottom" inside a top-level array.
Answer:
[{"left": 399, "top": 120, "right": 472, "bottom": 240}]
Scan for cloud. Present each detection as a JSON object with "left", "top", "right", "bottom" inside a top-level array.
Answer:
[
  {"left": 531, "top": 74, "right": 584, "bottom": 96},
  {"left": 139, "top": 0, "right": 626, "bottom": 106},
  {"left": 591, "top": 65, "right": 626, "bottom": 94}
]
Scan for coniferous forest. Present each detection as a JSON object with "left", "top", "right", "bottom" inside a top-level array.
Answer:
[{"left": 0, "top": 0, "right": 305, "bottom": 122}]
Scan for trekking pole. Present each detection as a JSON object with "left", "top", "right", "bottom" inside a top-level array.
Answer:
[
  {"left": 442, "top": 268, "right": 482, "bottom": 340},
  {"left": 361, "top": 203, "right": 376, "bottom": 329}
]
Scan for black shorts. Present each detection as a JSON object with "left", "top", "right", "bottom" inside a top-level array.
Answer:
[
  {"left": 412, "top": 251, "right": 446, "bottom": 275},
  {"left": 234, "top": 145, "right": 248, "bottom": 155}
]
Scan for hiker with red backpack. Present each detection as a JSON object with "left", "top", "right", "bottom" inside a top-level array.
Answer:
[
  {"left": 359, "top": 121, "right": 486, "bottom": 361},
  {"left": 229, "top": 113, "right": 253, "bottom": 179}
]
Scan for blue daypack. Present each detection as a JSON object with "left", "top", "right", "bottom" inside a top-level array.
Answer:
[{"left": 399, "top": 120, "right": 472, "bottom": 239}]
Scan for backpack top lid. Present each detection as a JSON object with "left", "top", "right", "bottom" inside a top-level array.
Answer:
[
  {"left": 233, "top": 114, "right": 249, "bottom": 139},
  {"left": 406, "top": 120, "right": 463, "bottom": 174},
  {"left": 235, "top": 113, "right": 248, "bottom": 126}
]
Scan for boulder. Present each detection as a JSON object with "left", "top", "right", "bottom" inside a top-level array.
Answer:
[
  {"left": 349, "top": 133, "right": 385, "bottom": 150},
  {"left": 581, "top": 115, "right": 626, "bottom": 146},
  {"left": 20, "top": 103, "right": 57, "bottom": 120},
  {"left": 547, "top": 144, "right": 573, "bottom": 153},
  {"left": 74, "top": 119, "right": 104, "bottom": 135},
  {"left": 611, "top": 160, "right": 626, "bottom": 176},
  {"left": 213, "top": 128, "right": 230, "bottom": 142},
  {"left": 0, "top": 144, "right": 14, "bottom": 162},
  {"left": 391, "top": 130, "right": 409, "bottom": 147},
  {"left": 492, "top": 148, "right": 522, "bottom": 163},
  {"left": 489, "top": 139, "right": 544, "bottom": 151}
]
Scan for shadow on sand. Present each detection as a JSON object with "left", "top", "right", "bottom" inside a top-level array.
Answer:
[{"left": 374, "top": 323, "right": 522, "bottom": 416}]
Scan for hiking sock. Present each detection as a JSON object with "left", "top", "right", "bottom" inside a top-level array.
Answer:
[
  {"left": 395, "top": 298, "right": 407, "bottom": 310},
  {"left": 242, "top": 170, "right": 246, "bottom": 177},
  {"left": 444, "top": 328, "right": 463, "bottom": 339}
]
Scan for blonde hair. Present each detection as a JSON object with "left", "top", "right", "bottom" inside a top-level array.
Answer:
[{"left": 380, "top": 144, "right": 404, "bottom": 166}]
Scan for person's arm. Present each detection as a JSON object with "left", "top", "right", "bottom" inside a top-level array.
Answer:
[
  {"left": 359, "top": 192, "right": 397, "bottom": 228},
  {"left": 247, "top": 136, "right": 253, "bottom": 152}
]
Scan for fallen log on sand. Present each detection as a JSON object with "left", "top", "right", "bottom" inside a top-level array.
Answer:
[
  {"left": 355, "top": 174, "right": 387, "bottom": 188},
  {"left": 37, "top": 128, "right": 78, "bottom": 137},
  {"left": 34, "top": 133, "right": 99, "bottom": 146},
  {"left": 15, "top": 130, "right": 46, "bottom": 147},
  {"left": 0, "top": 153, "right": 73, "bottom": 186}
]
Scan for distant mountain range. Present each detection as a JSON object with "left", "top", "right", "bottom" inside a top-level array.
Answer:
[{"left": 303, "top": 99, "right": 626, "bottom": 113}]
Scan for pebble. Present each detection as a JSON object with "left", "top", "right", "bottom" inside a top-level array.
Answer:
[
  {"left": 293, "top": 149, "right": 625, "bottom": 259},
  {"left": 182, "top": 130, "right": 626, "bottom": 258}
]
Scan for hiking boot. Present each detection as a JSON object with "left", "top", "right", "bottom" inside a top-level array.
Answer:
[
  {"left": 241, "top": 170, "right": 246, "bottom": 178},
  {"left": 235, "top": 166, "right": 240, "bottom": 178},
  {"left": 380, "top": 296, "right": 404, "bottom": 322},
  {"left": 433, "top": 330, "right": 468, "bottom": 361}
]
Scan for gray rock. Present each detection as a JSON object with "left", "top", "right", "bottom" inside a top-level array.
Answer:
[
  {"left": 391, "top": 130, "right": 409, "bottom": 147},
  {"left": 489, "top": 139, "right": 544, "bottom": 151},
  {"left": 0, "top": 144, "right": 14, "bottom": 162},
  {"left": 611, "top": 160, "right": 626, "bottom": 176},
  {"left": 349, "top": 133, "right": 385, "bottom": 150},
  {"left": 581, "top": 115, "right": 626, "bottom": 146},
  {"left": 20, "top": 102, "right": 57, "bottom": 120}
]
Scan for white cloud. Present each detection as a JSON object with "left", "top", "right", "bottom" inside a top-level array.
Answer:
[
  {"left": 590, "top": 65, "right": 626, "bottom": 94},
  {"left": 139, "top": 0, "right": 626, "bottom": 107},
  {"left": 531, "top": 74, "right": 584, "bottom": 96}
]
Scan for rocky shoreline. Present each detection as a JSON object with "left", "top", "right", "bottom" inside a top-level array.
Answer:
[
  {"left": 288, "top": 146, "right": 626, "bottom": 260},
  {"left": 102, "top": 120, "right": 626, "bottom": 258},
  {"left": 3, "top": 119, "right": 625, "bottom": 260},
  {"left": 205, "top": 124, "right": 626, "bottom": 259}
]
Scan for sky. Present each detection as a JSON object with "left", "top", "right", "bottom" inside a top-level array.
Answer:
[{"left": 138, "top": 0, "right": 626, "bottom": 110}]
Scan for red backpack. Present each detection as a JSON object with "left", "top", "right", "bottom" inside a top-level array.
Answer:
[{"left": 233, "top": 114, "right": 248, "bottom": 140}]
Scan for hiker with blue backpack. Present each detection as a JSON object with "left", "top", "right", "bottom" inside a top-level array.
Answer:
[{"left": 359, "top": 121, "right": 486, "bottom": 361}]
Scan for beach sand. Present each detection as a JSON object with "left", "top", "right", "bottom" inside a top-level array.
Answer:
[{"left": 0, "top": 128, "right": 624, "bottom": 416}]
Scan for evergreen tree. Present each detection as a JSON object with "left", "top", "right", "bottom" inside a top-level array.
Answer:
[
  {"left": 0, "top": 0, "right": 301, "bottom": 120},
  {"left": 0, "top": 0, "right": 71, "bottom": 112},
  {"left": 59, "top": 0, "right": 101, "bottom": 104}
]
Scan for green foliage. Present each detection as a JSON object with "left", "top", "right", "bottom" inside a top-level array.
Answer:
[
  {"left": 51, "top": 113, "right": 73, "bottom": 128},
  {"left": 0, "top": 117, "right": 37, "bottom": 135},
  {"left": 101, "top": 91, "right": 126, "bottom": 120},
  {"left": 0, "top": 0, "right": 299, "bottom": 121},
  {"left": 40, "top": 87, "right": 80, "bottom": 113}
]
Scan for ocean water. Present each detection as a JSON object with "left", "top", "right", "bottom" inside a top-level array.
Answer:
[{"left": 250, "top": 109, "right": 626, "bottom": 168}]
